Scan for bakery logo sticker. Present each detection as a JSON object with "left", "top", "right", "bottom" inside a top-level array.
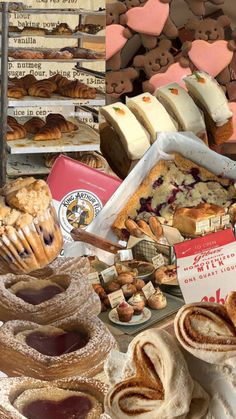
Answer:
[{"left": 58, "top": 189, "right": 102, "bottom": 233}]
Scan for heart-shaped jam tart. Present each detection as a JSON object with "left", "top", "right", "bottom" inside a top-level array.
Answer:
[
  {"left": 15, "top": 285, "right": 63, "bottom": 305},
  {"left": 23, "top": 396, "right": 92, "bottom": 419},
  {"left": 25, "top": 329, "right": 89, "bottom": 356}
]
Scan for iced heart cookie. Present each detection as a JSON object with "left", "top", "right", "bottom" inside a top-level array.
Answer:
[
  {"left": 143, "top": 63, "right": 192, "bottom": 94},
  {"left": 106, "top": 24, "right": 132, "bottom": 70}
]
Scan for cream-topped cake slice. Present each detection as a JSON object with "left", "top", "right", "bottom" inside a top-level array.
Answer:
[
  {"left": 126, "top": 92, "right": 177, "bottom": 143},
  {"left": 100, "top": 102, "right": 150, "bottom": 160},
  {"left": 184, "top": 72, "right": 232, "bottom": 127},
  {"left": 156, "top": 83, "right": 207, "bottom": 141}
]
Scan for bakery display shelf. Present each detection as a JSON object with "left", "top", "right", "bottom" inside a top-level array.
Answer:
[
  {"left": 8, "top": 93, "right": 105, "bottom": 108},
  {"left": 8, "top": 56, "right": 104, "bottom": 63},
  {"left": 11, "top": 9, "right": 105, "bottom": 16},
  {"left": 7, "top": 120, "right": 99, "bottom": 155},
  {"left": 7, "top": 153, "right": 50, "bottom": 177}
]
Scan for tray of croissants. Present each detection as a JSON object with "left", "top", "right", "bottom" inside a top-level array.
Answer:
[
  {"left": 8, "top": 22, "right": 105, "bottom": 37},
  {"left": 8, "top": 46, "right": 105, "bottom": 61}
]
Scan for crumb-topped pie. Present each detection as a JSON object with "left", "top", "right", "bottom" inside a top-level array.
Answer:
[
  {"left": 0, "top": 177, "right": 63, "bottom": 273},
  {"left": 112, "top": 154, "right": 236, "bottom": 239}
]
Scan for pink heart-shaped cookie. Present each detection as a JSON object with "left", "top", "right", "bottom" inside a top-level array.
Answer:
[
  {"left": 147, "top": 63, "right": 192, "bottom": 92},
  {"left": 125, "top": 0, "right": 169, "bottom": 35},
  {"left": 106, "top": 24, "right": 128, "bottom": 60},
  {"left": 189, "top": 40, "right": 233, "bottom": 78}
]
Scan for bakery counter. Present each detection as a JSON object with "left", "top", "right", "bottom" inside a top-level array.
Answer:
[{"left": 8, "top": 92, "right": 105, "bottom": 107}]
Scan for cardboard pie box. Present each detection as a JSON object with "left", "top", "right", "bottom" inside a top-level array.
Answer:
[{"left": 47, "top": 155, "right": 121, "bottom": 249}]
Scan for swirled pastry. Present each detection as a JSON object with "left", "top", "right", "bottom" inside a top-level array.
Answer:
[
  {"left": 0, "top": 257, "right": 101, "bottom": 324},
  {"left": 0, "top": 315, "right": 117, "bottom": 380},
  {"left": 174, "top": 302, "right": 236, "bottom": 367},
  {"left": 0, "top": 376, "right": 108, "bottom": 418},
  {"left": 104, "top": 329, "right": 209, "bottom": 418}
]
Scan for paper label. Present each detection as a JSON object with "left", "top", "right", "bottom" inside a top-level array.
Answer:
[
  {"left": 174, "top": 229, "right": 236, "bottom": 305},
  {"left": 108, "top": 289, "right": 125, "bottom": 308},
  {"left": 210, "top": 216, "right": 221, "bottom": 230},
  {"left": 117, "top": 249, "right": 133, "bottom": 262},
  {"left": 88, "top": 272, "right": 100, "bottom": 284},
  {"left": 152, "top": 254, "right": 165, "bottom": 269},
  {"left": 142, "top": 281, "right": 155, "bottom": 300},
  {"left": 221, "top": 214, "right": 230, "bottom": 227},
  {"left": 101, "top": 266, "right": 118, "bottom": 283},
  {"left": 195, "top": 219, "right": 210, "bottom": 234}
]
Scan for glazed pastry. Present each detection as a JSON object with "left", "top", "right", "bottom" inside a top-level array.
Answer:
[
  {"left": 104, "top": 329, "right": 209, "bottom": 418},
  {"left": 24, "top": 117, "right": 45, "bottom": 134},
  {"left": 132, "top": 278, "right": 145, "bottom": 291},
  {"left": 148, "top": 288, "right": 167, "bottom": 310},
  {"left": 0, "top": 315, "right": 117, "bottom": 379},
  {"left": 59, "top": 80, "right": 97, "bottom": 99},
  {"left": 173, "top": 203, "right": 226, "bottom": 236},
  {"left": 75, "top": 24, "right": 104, "bottom": 34},
  {"left": 44, "top": 50, "right": 73, "bottom": 60},
  {"left": 184, "top": 72, "right": 233, "bottom": 145},
  {"left": 21, "top": 27, "right": 46, "bottom": 36},
  {"left": 106, "top": 281, "right": 121, "bottom": 293},
  {"left": 61, "top": 46, "right": 105, "bottom": 60},
  {"left": 121, "top": 284, "right": 136, "bottom": 298},
  {"left": 116, "top": 301, "right": 134, "bottom": 322},
  {"left": 0, "top": 177, "right": 63, "bottom": 273},
  {"left": 128, "top": 293, "right": 145, "bottom": 315},
  {"left": 112, "top": 153, "right": 236, "bottom": 238},
  {"left": 34, "top": 125, "right": 62, "bottom": 141},
  {"left": 46, "top": 113, "right": 78, "bottom": 132},
  {"left": 9, "top": 50, "right": 44, "bottom": 60},
  {"left": 77, "top": 152, "right": 107, "bottom": 171},
  {"left": 0, "top": 257, "right": 101, "bottom": 324},
  {"left": 154, "top": 265, "right": 178, "bottom": 286},
  {"left": 117, "top": 272, "right": 134, "bottom": 285},
  {"left": 174, "top": 302, "right": 236, "bottom": 367},
  {"left": 0, "top": 376, "right": 108, "bottom": 419},
  {"left": 47, "top": 23, "right": 73, "bottom": 35}
]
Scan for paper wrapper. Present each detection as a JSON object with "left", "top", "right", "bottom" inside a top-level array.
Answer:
[
  {"left": 0, "top": 205, "right": 63, "bottom": 274},
  {"left": 65, "top": 132, "right": 236, "bottom": 264}
]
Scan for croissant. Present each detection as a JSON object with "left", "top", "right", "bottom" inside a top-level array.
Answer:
[
  {"left": 60, "top": 80, "right": 97, "bottom": 99},
  {"left": 34, "top": 124, "right": 62, "bottom": 141},
  {"left": 6, "top": 124, "right": 27, "bottom": 141},
  {"left": 28, "top": 80, "right": 57, "bottom": 98},
  {"left": 46, "top": 114, "right": 78, "bottom": 132},
  {"left": 60, "top": 47, "right": 104, "bottom": 59},
  {"left": 7, "top": 86, "right": 27, "bottom": 99},
  {"left": 7, "top": 116, "right": 18, "bottom": 127},
  {"left": 24, "top": 117, "right": 45, "bottom": 134},
  {"left": 21, "top": 74, "right": 37, "bottom": 90},
  {"left": 9, "top": 50, "right": 44, "bottom": 59},
  {"left": 44, "top": 50, "right": 73, "bottom": 60}
]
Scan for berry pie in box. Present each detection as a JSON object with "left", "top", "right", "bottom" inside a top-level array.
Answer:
[
  {"left": 0, "top": 177, "right": 63, "bottom": 274},
  {"left": 47, "top": 155, "right": 122, "bottom": 244}
]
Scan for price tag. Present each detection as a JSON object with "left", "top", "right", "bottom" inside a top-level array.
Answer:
[
  {"left": 152, "top": 254, "right": 165, "bottom": 269},
  {"left": 196, "top": 219, "right": 210, "bottom": 234},
  {"left": 108, "top": 289, "right": 125, "bottom": 308},
  {"left": 210, "top": 216, "right": 221, "bottom": 230},
  {"left": 221, "top": 214, "right": 230, "bottom": 227},
  {"left": 101, "top": 266, "right": 118, "bottom": 283},
  {"left": 142, "top": 281, "right": 155, "bottom": 300},
  {"left": 88, "top": 272, "right": 100, "bottom": 285},
  {"left": 117, "top": 249, "right": 133, "bottom": 262}
]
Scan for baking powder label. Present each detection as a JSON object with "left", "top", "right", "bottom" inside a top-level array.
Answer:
[
  {"left": 174, "top": 229, "right": 236, "bottom": 305},
  {"left": 58, "top": 189, "right": 103, "bottom": 235}
]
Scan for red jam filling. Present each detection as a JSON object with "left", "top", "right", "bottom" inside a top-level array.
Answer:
[
  {"left": 16, "top": 285, "right": 63, "bottom": 305},
  {"left": 22, "top": 396, "right": 92, "bottom": 419}
]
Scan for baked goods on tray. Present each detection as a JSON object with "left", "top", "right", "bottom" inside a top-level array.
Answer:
[
  {"left": 0, "top": 177, "right": 63, "bottom": 273},
  {"left": 174, "top": 302, "right": 236, "bottom": 368},
  {"left": 7, "top": 117, "right": 27, "bottom": 141},
  {"left": 0, "top": 257, "right": 101, "bottom": 324},
  {"left": 0, "top": 315, "right": 117, "bottom": 379},
  {"left": 0, "top": 376, "right": 108, "bottom": 418},
  {"left": 104, "top": 329, "right": 209, "bottom": 418},
  {"left": 156, "top": 82, "right": 208, "bottom": 144},
  {"left": 112, "top": 153, "right": 236, "bottom": 239},
  {"left": 127, "top": 92, "right": 177, "bottom": 143},
  {"left": 184, "top": 72, "right": 233, "bottom": 144},
  {"left": 24, "top": 117, "right": 45, "bottom": 134}
]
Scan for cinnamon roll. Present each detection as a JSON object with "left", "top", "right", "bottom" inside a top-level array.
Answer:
[
  {"left": 0, "top": 376, "right": 108, "bottom": 418},
  {"left": 104, "top": 329, "right": 209, "bottom": 418},
  {"left": 0, "top": 315, "right": 117, "bottom": 380},
  {"left": 174, "top": 302, "right": 236, "bottom": 367}
]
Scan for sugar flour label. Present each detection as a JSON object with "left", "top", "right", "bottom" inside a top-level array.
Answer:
[{"left": 58, "top": 189, "right": 102, "bottom": 237}]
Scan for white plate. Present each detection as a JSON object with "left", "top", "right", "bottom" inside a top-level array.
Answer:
[{"left": 109, "top": 307, "right": 151, "bottom": 326}]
